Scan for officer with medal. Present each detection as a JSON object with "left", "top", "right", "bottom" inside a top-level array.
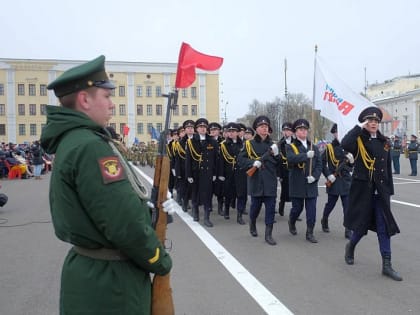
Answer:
[
  {"left": 40, "top": 55, "right": 173, "bottom": 313},
  {"left": 390, "top": 135, "right": 402, "bottom": 174},
  {"left": 341, "top": 106, "right": 402, "bottom": 281},
  {"left": 238, "top": 116, "right": 280, "bottom": 245}
]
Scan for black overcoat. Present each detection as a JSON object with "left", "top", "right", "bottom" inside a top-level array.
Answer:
[{"left": 341, "top": 125, "right": 400, "bottom": 237}]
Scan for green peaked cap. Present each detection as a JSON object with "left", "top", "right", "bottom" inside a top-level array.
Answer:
[{"left": 47, "top": 55, "right": 115, "bottom": 97}]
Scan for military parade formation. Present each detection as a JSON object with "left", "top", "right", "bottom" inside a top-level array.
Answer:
[{"left": 122, "top": 104, "right": 418, "bottom": 283}]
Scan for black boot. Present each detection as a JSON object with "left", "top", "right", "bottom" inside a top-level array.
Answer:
[
  {"left": 182, "top": 198, "right": 188, "bottom": 212},
  {"left": 306, "top": 226, "right": 318, "bottom": 243},
  {"left": 176, "top": 193, "right": 182, "bottom": 205},
  {"left": 345, "top": 241, "right": 355, "bottom": 265},
  {"left": 321, "top": 217, "right": 330, "bottom": 233},
  {"left": 265, "top": 224, "right": 277, "bottom": 245},
  {"left": 278, "top": 200, "right": 285, "bottom": 216},
  {"left": 288, "top": 218, "right": 297, "bottom": 235},
  {"left": 382, "top": 254, "right": 403, "bottom": 281},
  {"left": 192, "top": 206, "right": 199, "bottom": 222},
  {"left": 224, "top": 206, "right": 230, "bottom": 220},
  {"left": 250, "top": 220, "right": 258, "bottom": 237},
  {"left": 344, "top": 228, "right": 352, "bottom": 240},
  {"left": 204, "top": 209, "right": 213, "bottom": 227},
  {"left": 218, "top": 201, "right": 224, "bottom": 216},
  {"left": 237, "top": 212, "right": 246, "bottom": 225}
]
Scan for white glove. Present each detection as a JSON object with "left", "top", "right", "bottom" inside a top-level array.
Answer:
[
  {"left": 218, "top": 176, "right": 225, "bottom": 181},
  {"left": 345, "top": 152, "right": 354, "bottom": 164},
  {"left": 171, "top": 169, "right": 176, "bottom": 176},
  {"left": 162, "top": 198, "right": 181, "bottom": 215},
  {"left": 187, "top": 177, "right": 194, "bottom": 184},
  {"left": 253, "top": 160, "right": 262, "bottom": 168},
  {"left": 212, "top": 176, "right": 216, "bottom": 181},
  {"left": 306, "top": 150, "right": 315, "bottom": 158},
  {"left": 358, "top": 120, "right": 368, "bottom": 129},
  {"left": 307, "top": 176, "right": 316, "bottom": 184},
  {"left": 327, "top": 174, "right": 336, "bottom": 183},
  {"left": 270, "top": 144, "right": 279, "bottom": 156}
]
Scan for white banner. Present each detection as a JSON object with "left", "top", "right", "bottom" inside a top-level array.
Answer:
[{"left": 314, "top": 56, "right": 376, "bottom": 140}]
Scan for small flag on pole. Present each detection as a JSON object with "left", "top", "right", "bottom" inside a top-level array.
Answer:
[
  {"left": 150, "top": 126, "right": 160, "bottom": 140},
  {"left": 175, "top": 42, "right": 224, "bottom": 89}
]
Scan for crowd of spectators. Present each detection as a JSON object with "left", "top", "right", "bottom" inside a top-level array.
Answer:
[{"left": 0, "top": 141, "right": 53, "bottom": 179}]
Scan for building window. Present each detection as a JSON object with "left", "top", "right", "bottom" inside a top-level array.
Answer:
[
  {"left": 19, "top": 124, "right": 26, "bottom": 136},
  {"left": 147, "top": 104, "right": 153, "bottom": 116},
  {"left": 18, "top": 84, "right": 25, "bottom": 96},
  {"left": 137, "top": 123, "right": 144, "bottom": 134},
  {"left": 110, "top": 89, "right": 115, "bottom": 96},
  {"left": 136, "top": 85, "right": 143, "bottom": 97},
  {"left": 119, "top": 86, "right": 125, "bottom": 97},
  {"left": 0, "top": 84, "right": 4, "bottom": 95},
  {"left": 157, "top": 123, "right": 162, "bottom": 133},
  {"left": 30, "top": 124, "right": 37, "bottom": 136},
  {"left": 137, "top": 104, "right": 143, "bottom": 115},
  {"left": 18, "top": 104, "right": 25, "bottom": 115},
  {"left": 0, "top": 104, "right": 5, "bottom": 116},
  {"left": 191, "top": 105, "right": 197, "bottom": 116},
  {"left": 156, "top": 104, "right": 162, "bottom": 116},
  {"left": 155, "top": 86, "right": 162, "bottom": 97},
  {"left": 182, "top": 89, "right": 188, "bottom": 98},
  {"left": 41, "top": 123, "right": 46, "bottom": 132},
  {"left": 173, "top": 105, "right": 179, "bottom": 116},
  {"left": 29, "top": 104, "right": 36, "bottom": 115},
  {"left": 146, "top": 86, "right": 152, "bottom": 97},
  {"left": 40, "top": 104, "right": 47, "bottom": 115},
  {"left": 119, "top": 104, "right": 126, "bottom": 116},
  {"left": 191, "top": 87, "right": 197, "bottom": 98},
  {"left": 111, "top": 107, "right": 116, "bottom": 116},
  {"left": 147, "top": 123, "right": 153, "bottom": 134},
  {"left": 40, "top": 84, "right": 47, "bottom": 96},
  {"left": 0, "top": 124, "right": 5, "bottom": 136},
  {"left": 173, "top": 122, "right": 179, "bottom": 129},
  {"left": 182, "top": 105, "right": 188, "bottom": 116},
  {"left": 29, "top": 84, "right": 36, "bottom": 96}
]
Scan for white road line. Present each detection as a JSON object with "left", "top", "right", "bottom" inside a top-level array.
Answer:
[
  {"left": 132, "top": 166, "right": 294, "bottom": 315},
  {"left": 392, "top": 199, "right": 420, "bottom": 208}
]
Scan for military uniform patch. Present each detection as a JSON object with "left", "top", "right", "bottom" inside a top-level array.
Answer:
[{"left": 98, "top": 156, "right": 126, "bottom": 184}]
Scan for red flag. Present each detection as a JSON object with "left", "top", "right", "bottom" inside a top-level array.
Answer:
[
  {"left": 123, "top": 125, "right": 129, "bottom": 136},
  {"left": 175, "top": 42, "right": 223, "bottom": 88}
]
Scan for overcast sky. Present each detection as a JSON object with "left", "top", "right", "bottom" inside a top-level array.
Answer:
[{"left": 1, "top": 0, "right": 419, "bottom": 122}]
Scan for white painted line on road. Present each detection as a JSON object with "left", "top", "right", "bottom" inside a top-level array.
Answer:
[
  {"left": 392, "top": 199, "right": 420, "bottom": 208},
  {"left": 132, "top": 166, "right": 294, "bottom": 315}
]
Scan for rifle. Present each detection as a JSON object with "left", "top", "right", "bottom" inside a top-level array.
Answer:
[
  {"left": 325, "top": 157, "right": 348, "bottom": 188},
  {"left": 150, "top": 91, "right": 178, "bottom": 315}
]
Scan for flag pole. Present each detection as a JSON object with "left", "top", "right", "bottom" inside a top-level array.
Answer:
[{"left": 309, "top": 45, "right": 318, "bottom": 176}]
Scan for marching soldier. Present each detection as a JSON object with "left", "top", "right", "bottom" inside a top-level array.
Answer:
[
  {"left": 320, "top": 123, "right": 354, "bottom": 239},
  {"left": 185, "top": 118, "right": 221, "bottom": 227},
  {"left": 174, "top": 121, "right": 194, "bottom": 211},
  {"left": 342, "top": 106, "right": 402, "bottom": 281},
  {"left": 220, "top": 122, "right": 247, "bottom": 224},
  {"left": 167, "top": 129, "right": 178, "bottom": 196},
  {"left": 244, "top": 127, "right": 255, "bottom": 140},
  {"left": 209, "top": 122, "right": 225, "bottom": 216},
  {"left": 277, "top": 122, "right": 293, "bottom": 216},
  {"left": 286, "top": 119, "right": 322, "bottom": 243},
  {"left": 238, "top": 116, "right": 280, "bottom": 245}
]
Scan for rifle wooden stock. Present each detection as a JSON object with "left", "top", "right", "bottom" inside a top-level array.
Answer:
[
  {"left": 151, "top": 155, "right": 174, "bottom": 315},
  {"left": 246, "top": 165, "right": 258, "bottom": 177}
]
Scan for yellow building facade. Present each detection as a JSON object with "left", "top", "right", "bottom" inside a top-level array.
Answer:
[{"left": 0, "top": 58, "right": 220, "bottom": 145}]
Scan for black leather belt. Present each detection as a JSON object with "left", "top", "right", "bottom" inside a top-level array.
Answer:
[{"left": 73, "top": 246, "right": 128, "bottom": 261}]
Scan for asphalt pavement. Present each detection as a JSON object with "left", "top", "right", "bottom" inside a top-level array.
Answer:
[{"left": 0, "top": 157, "right": 419, "bottom": 315}]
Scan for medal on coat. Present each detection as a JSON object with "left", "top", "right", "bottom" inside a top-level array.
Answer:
[{"left": 98, "top": 156, "right": 126, "bottom": 184}]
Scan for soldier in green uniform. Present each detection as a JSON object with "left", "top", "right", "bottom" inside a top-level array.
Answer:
[{"left": 40, "top": 55, "right": 172, "bottom": 314}]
